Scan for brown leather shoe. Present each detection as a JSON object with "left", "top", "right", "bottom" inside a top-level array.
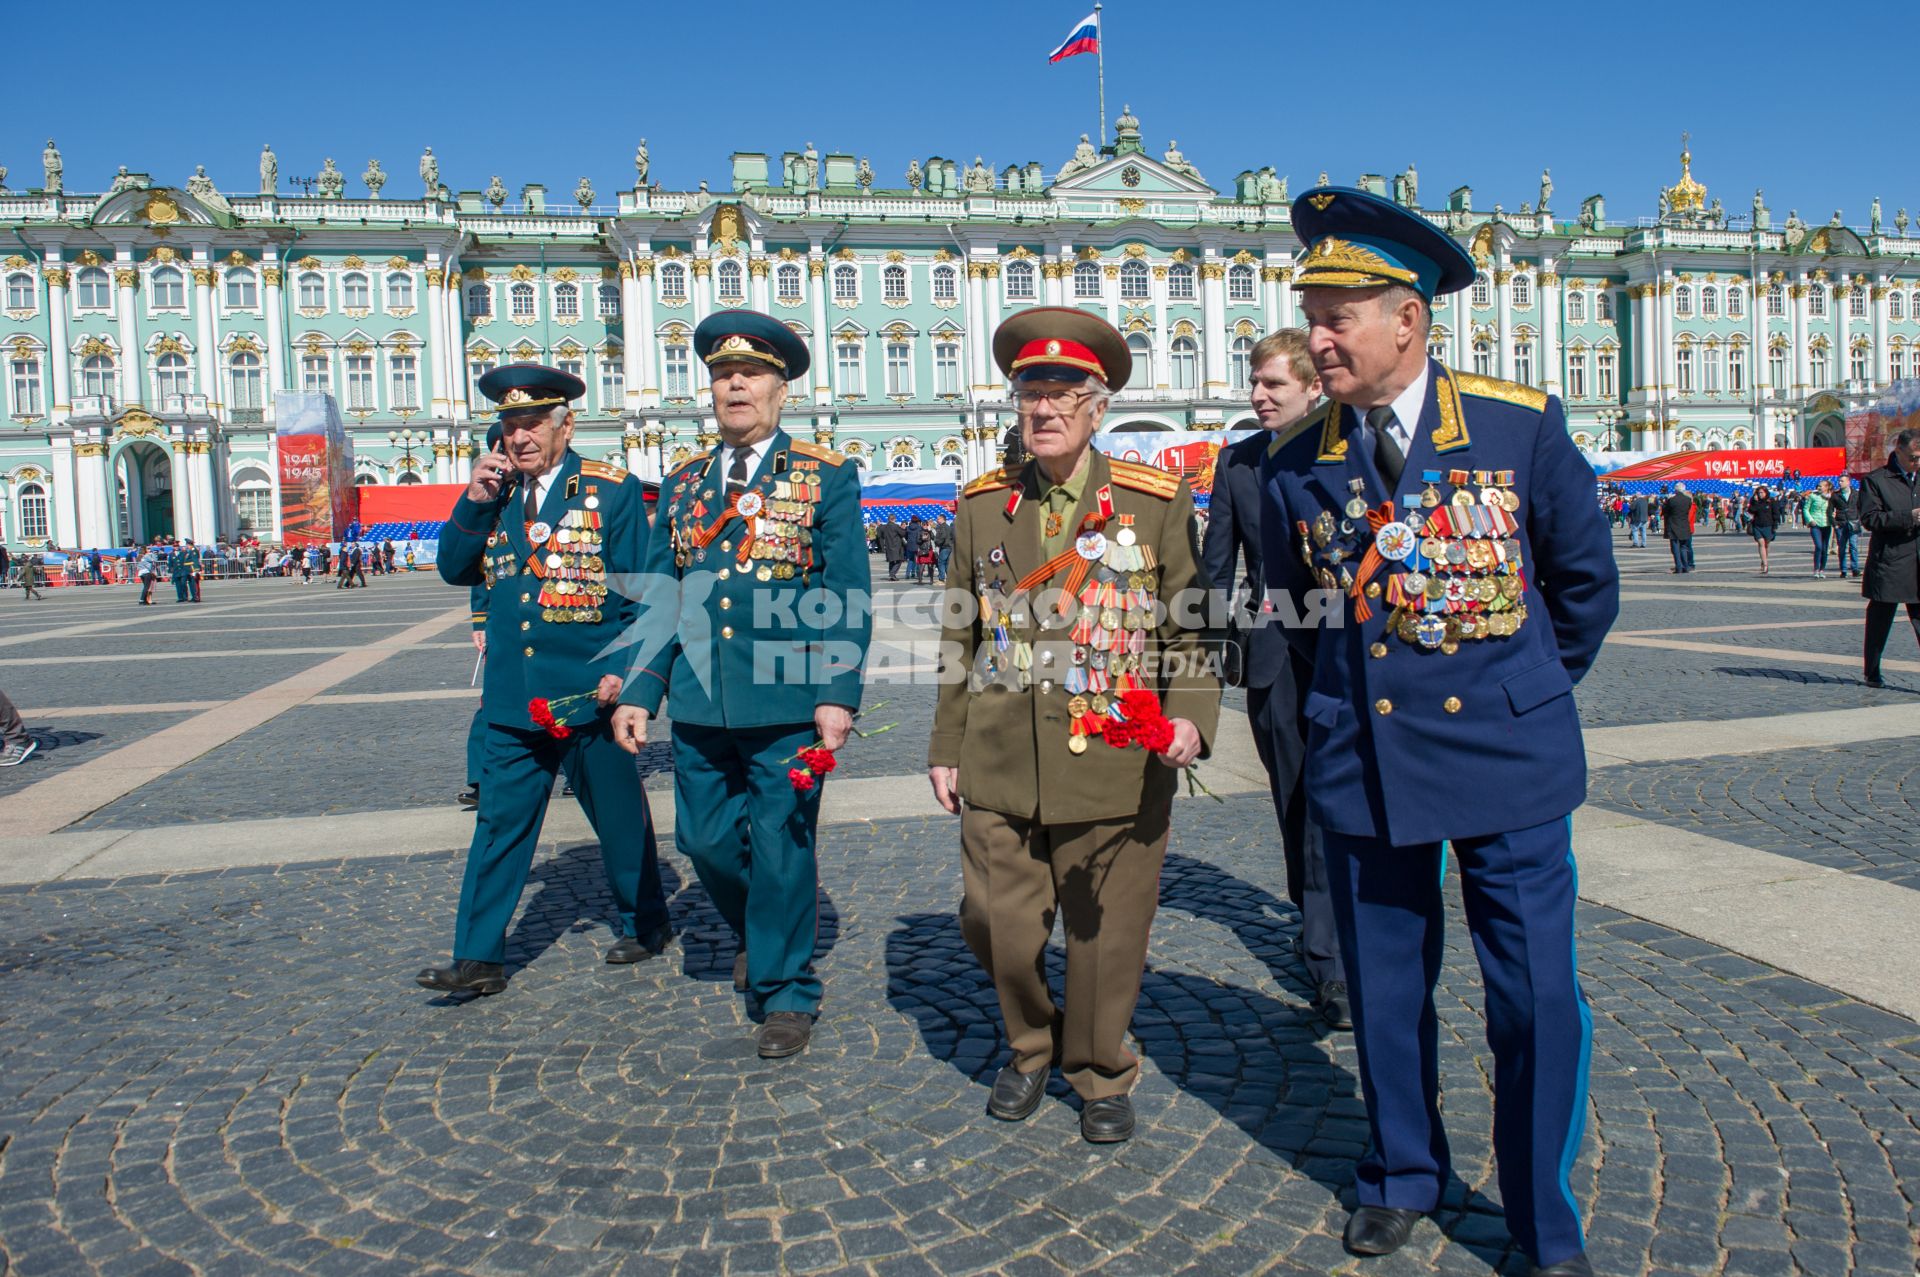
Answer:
[{"left": 756, "top": 1011, "right": 815, "bottom": 1058}]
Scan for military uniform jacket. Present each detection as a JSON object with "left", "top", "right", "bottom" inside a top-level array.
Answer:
[
  {"left": 624, "top": 428, "right": 870, "bottom": 727},
  {"left": 929, "top": 450, "right": 1221, "bottom": 826},
  {"left": 1259, "top": 360, "right": 1619, "bottom": 846},
  {"left": 437, "top": 450, "right": 648, "bottom": 731},
  {"left": 169, "top": 549, "right": 200, "bottom": 581}
]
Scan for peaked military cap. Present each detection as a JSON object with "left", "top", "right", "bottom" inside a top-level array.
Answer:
[
  {"left": 991, "top": 306, "right": 1132, "bottom": 391},
  {"left": 694, "top": 309, "right": 811, "bottom": 380},
  {"left": 1291, "top": 186, "right": 1476, "bottom": 299},
  {"left": 475, "top": 363, "right": 585, "bottom": 418}
]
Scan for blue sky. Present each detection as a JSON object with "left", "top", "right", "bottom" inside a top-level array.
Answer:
[{"left": 6, "top": 0, "right": 1912, "bottom": 226}]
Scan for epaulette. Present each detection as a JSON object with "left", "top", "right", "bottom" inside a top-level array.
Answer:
[
  {"left": 579, "top": 458, "right": 630, "bottom": 481},
  {"left": 962, "top": 467, "right": 1015, "bottom": 496},
  {"left": 666, "top": 455, "right": 708, "bottom": 481},
  {"left": 1107, "top": 457, "right": 1183, "bottom": 501},
  {"left": 1268, "top": 401, "right": 1332, "bottom": 459},
  {"left": 1451, "top": 371, "right": 1548, "bottom": 413},
  {"left": 789, "top": 439, "right": 847, "bottom": 467}
]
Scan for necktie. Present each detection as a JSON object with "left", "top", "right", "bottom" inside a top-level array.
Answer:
[
  {"left": 524, "top": 478, "right": 540, "bottom": 518},
  {"left": 727, "top": 448, "right": 750, "bottom": 499},
  {"left": 1365, "top": 406, "right": 1405, "bottom": 488}
]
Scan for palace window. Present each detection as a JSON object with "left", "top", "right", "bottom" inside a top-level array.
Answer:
[
  {"left": 1511, "top": 274, "right": 1532, "bottom": 308},
  {"left": 557, "top": 357, "right": 584, "bottom": 387},
  {"left": 341, "top": 272, "right": 371, "bottom": 310},
  {"left": 1729, "top": 345, "right": 1747, "bottom": 394},
  {"left": 1074, "top": 261, "right": 1101, "bottom": 299},
  {"left": 776, "top": 263, "right": 803, "bottom": 302},
  {"left": 510, "top": 282, "right": 536, "bottom": 318},
  {"left": 1727, "top": 286, "right": 1744, "bottom": 318},
  {"left": 1170, "top": 336, "right": 1197, "bottom": 391},
  {"left": 1471, "top": 274, "right": 1492, "bottom": 307},
  {"left": 1472, "top": 340, "right": 1492, "bottom": 376},
  {"left": 154, "top": 352, "right": 191, "bottom": 400},
  {"left": 934, "top": 341, "right": 960, "bottom": 396},
  {"left": 225, "top": 268, "right": 258, "bottom": 309},
  {"left": 344, "top": 354, "right": 376, "bottom": 410},
  {"left": 1229, "top": 335, "right": 1253, "bottom": 392},
  {"left": 598, "top": 284, "right": 621, "bottom": 319},
  {"left": 1766, "top": 283, "right": 1785, "bottom": 317},
  {"left": 1850, "top": 289, "right": 1868, "bottom": 319},
  {"left": 390, "top": 354, "right": 419, "bottom": 410},
  {"left": 235, "top": 482, "right": 273, "bottom": 535},
  {"left": 1597, "top": 350, "right": 1616, "bottom": 398},
  {"left": 1891, "top": 291, "right": 1906, "bottom": 321},
  {"left": 466, "top": 283, "right": 491, "bottom": 317},
  {"left": 931, "top": 264, "right": 956, "bottom": 303},
  {"left": 149, "top": 267, "right": 185, "bottom": 310},
  {"left": 885, "top": 339, "right": 912, "bottom": 395},
  {"left": 832, "top": 264, "right": 859, "bottom": 302},
  {"left": 1119, "top": 260, "right": 1149, "bottom": 301},
  {"left": 882, "top": 264, "right": 908, "bottom": 303},
  {"left": 716, "top": 261, "right": 744, "bottom": 302},
  {"left": 298, "top": 272, "right": 326, "bottom": 309},
  {"left": 1567, "top": 351, "right": 1588, "bottom": 399},
  {"left": 1126, "top": 333, "right": 1151, "bottom": 377},
  {"left": 941, "top": 451, "right": 963, "bottom": 475},
  {"left": 1673, "top": 285, "right": 1692, "bottom": 318},
  {"left": 663, "top": 341, "right": 691, "bottom": 398},
  {"left": 659, "top": 262, "right": 688, "bottom": 300},
  {"left": 10, "top": 356, "right": 43, "bottom": 417},
  {"left": 600, "top": 356, "right": 623, "bottom": 411},
  {"left": 467, "top": 358, "right": 495, "bottom": 404},
  {"left": 1768, "top": 346, "right": 1787, "bottom": 390},
  {"left": 1566, "top": 291, "right": 1587, "bottom": 324},
  {"left": 75, "top": 267, "right": 113, "bottom": 310},
  {"left": 301, "top": 353, "right": 330, "bottom": 394},
  {"left": 6, "top": 273, "right": 35, "bottom": 310},
  {"left": 1703, "top": 345, "right": 1720, "bottom": 394},
  {"left": 79, "top": 354, "right": 116, "bottom": 402},
  {"left": 229, "top": 352, "right": 263, "bottom": 410},
  {"left": 890, "top": 450, "right": 917, "bottom": 472},
  {"left": 1809, "top": 285, "right": 1827, "bottom": 318},
  {"left": 1428, "top": 332, "right": 1448, "bottom": 362},
  {"left": 1702, "top": 286, "right": 1718, "bottom": 317},
  {"left": 835, "top": 339, "right": 863, "bottom": 395},
  {"left": 1597, "top": 291, "right": 1614, "bottom": 322},
  {"left": 1891, "top": 348, "right": 1908, "bottom": 382},
  {"left": 1005, "top": 260, "right": 1037, "bottom": 301},
  {"left": 1228, "top": 264, "right": 1255, "bottom": 303},
  {"left": 1850, "top": 345, "right": 1870, "bottom": 383},
  {"left": 18, "top": 483, "right": 49, "bottom": 541},
  {"left": 1675, "top": 346, "right": 1693, "bottom": 394},
  {"left": 387, "top": 272, "right": 414, "bottom": 311},
  {"left": 1513, "top": 338, "right": 1534, "bottom": 385},
  {"left": 1810, "top": 345, "right": 1829, "bottom": 387},
  {"left": 1167, "top": 264, "right": 1195, "bottom": 301},
  {"left": 554, "top": 282, "right": 581, "bottom": 319}
]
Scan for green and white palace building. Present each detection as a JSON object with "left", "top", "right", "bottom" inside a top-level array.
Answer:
[{"left": 3, "top": 112, "right": 1916, "bottom": 548}]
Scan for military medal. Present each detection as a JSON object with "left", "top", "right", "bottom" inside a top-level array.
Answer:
[
  {"left": 1345, "top": 478, "right": 1368, "bottom": 519},
  {"left": 1075, "top": 531, "right": 1107, "bottom": 560},
  {"left": 1374, "top": 522, "right": 1415, "bottom": 561},
  {"left": 1312, "top": 510, "right": 1336, "bottom": 547},
  {"left": 584, "top": 495, "right": 599, "bottom": 510},
  {"left": 736, "top": 491, "right": 764, "bottom": 518},
  {"left": 527, "top": 521, "right": 552, "bottom": 544},
  {"left": 1115, "top": 514, "right": 1137, "bottom": 547},
  {"left": 1044, "top": 511, "right": 1064, "bottom": 539}
]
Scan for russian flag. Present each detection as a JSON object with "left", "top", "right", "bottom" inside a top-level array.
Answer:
[{"left": 1047, "top": 11, "right": 1100, "bottom": 63}]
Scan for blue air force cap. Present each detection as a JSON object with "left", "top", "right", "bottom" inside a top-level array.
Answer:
[{"left": 1290, "top": 186, "right": 1476, "bottom": 300}]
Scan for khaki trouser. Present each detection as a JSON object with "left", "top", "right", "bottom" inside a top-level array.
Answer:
[{"left": 959, "top": 799, "right": 1170, "bottom": 1100}]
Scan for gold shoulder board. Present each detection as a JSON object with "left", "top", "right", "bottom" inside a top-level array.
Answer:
[
  {"left": 962, "top": 467, "right": 1014, "bottom": 496},
  {"left": 1451, "top": 370, "right": 1549, "bottom": 413},
  {"left": 789, "top": 439, "right": 848, "bottom": 467},
  {"left": 1107, "top": 458, "right": 1182, "bottom": 500},
  {"left": 579, "top": 458, "right": 630, "bottom": 481}
]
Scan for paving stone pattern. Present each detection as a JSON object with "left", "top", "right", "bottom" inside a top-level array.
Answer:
[
  {"left": 0, "top": 712, "right": 197, "bottom": 801},
  {"left": 4, "top": 794, "right": 1919, "bottom": 1276}
]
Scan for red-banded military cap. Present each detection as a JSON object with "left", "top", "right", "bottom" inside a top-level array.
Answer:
[{"left": 991, "top": 306, "right": 1132, "bottom": 391}]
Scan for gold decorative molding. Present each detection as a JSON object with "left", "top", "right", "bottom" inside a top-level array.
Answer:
[
  {"left": 749, "top": 260, "right": 770, "bottom": 278},
  {"left": 78, "top": 250, "right": 104, "bottom": 267},
  {"left": 1231, "top": 249, "right": 1258, "bottom": 265},
  {"left": 691, "top": 259, "right": 712, "bottom": 278},
  {"left": 227, "top": 250, "right": 251, "bottom": 266},
  {"left": 1493, "top": 268, "right": 1514, "bottom": 285},
  {"left": 342, "top": 255, "right": 367, "bottom": 270},
  {"left": 114, "top": 268, "right": 139, "bottom": 288},
  {"left": 155, "top": 336, "right": 185, "bottom": 355},
  {"left": 833, "top": 247, "right": 857, "bottom": 261},
  {"left": 1151, "top": 265, "right": 1168, "bottom": 280},
  {"left": 192, "top": 267, "right": 216, "bottom": 287},
  {"left": 426, "top": 268, "right": 445, "bottom": 287},
  {"left": 808, "top": 260, "right": 825, "bottom": 278},
  {"left": 297, "top": 255, "right": 322, "bottom": 270},
  {"left": 79, "top": 336, "right": 114, "bottom": 357},
  {"left": 1200, "top": 263, "right": 1226, "bottom": 280},
  {"left": 1538, "top": 271, "right": 1559, "bottom": 288},
  {"left": 43, "top": 268, "right": 69, "bottom": 289},
  {"left": 1077, "top": 247, "right": 1101, "bottom": 261},
  {"left": 2, "top": 254, "right": 29, "bottom": 270},
  {"left": 262, "top": 267, "right": 283, "bottom": 288},
  {"left": 228, "top": 336, "right": 261, "bottom": 355},
  {"left": 553, "top": 266, "right": 579, "bottom": 282},
  {"left": 73, "top": 442, "right": 109, "bottom": 458},
  {"left": 509, "top": 264, "right": 536, "bottom": 282},
  {"left": 142, "top": 193, "right": 181, "bottom": 225},
  {"left": 149, "top": 245, "right": 179, "bottom": 263},
  {"left": 1123, "top": 244, "right": 1149, "bottom": 259},
  {"left": 448, "top": 270, "right": 462, "bottom": 287},
  {"left": 1103, "top": 265, "right": 1120, "bottom": 279}
]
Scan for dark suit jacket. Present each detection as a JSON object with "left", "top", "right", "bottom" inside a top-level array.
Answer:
[
  {"left": 1859, "top": 459, "right": 1920, "bottom": 603},
  {"left": 1202, "top": 431, "right": 1293, "bottom": 689},
  {"left": 1661, "top": 493, "right": 1694, "bottom": 541}
]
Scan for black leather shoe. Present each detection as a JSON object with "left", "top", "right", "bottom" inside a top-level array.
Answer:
[
  {"left": 1865, "top": 674, "right": 1887, "bottom": 689},
  {"left": 1315, "top": 980, "right": 1353, "bottom": 1031},
  {"left": 757, "top": 1011, "right": 815, "bottom": 1059},
  {"left": 415, "top": 960, "right": 507, "bottom": 996},
  {"left": 1079, "top": 1095, "right": 1135, "bottom": 1143},
  {"left": 1343, "top": 1206, "right": 1422, "bottom": 1256},
  {"left": 732, "top": 951, "right": 749, "bottom": 992},
  {"left": 457, "top": 784, "right": 478, "bottom": 809},
  {"left": 987, "top": 1064, "right": 1048, "bottom": 1121},
  {"left": 1530, "top": 1256, "right": 1594, "bottom": 1277},
  {"left": 606, "top": 923, "right": 673, "bottom": 964}
]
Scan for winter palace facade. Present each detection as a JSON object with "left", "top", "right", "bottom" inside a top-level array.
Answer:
[{"left": 3, "top": 113, "right": 1917, "bottom": 549}]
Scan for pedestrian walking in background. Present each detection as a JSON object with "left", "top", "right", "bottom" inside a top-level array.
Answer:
[
  {"left": 1858, "top": 429, "right": 1920, "bottom": 689},
  {"left": 1748, "top": 484, "right": 1779, "bottom": 575},
  {"left": 136, "top": 547, "right": 157, "bottom": 604},
  {"left": 0, "top": 688, "right": 37, "bottom": 767},
  {"left": 933, "top": 515, "right": 954, "bottom": 582},
  {"left": 878, "top": 516, "right": 905, "bottom": 580},
  {"left": 13, "top": 554, "right": 44, "bottom": 600},
  {"left": 0, "top": 543, "right": 10, "bottom": 588},
  {"left": 1661, "top": 483, "right": 1695, "bottom": 574},
  {"left": 1805, "top": 480, "right": 1833, "bottom": 579},
  {"left": 1627, "top": 493, "right": 1649, "bottom": 548},
  {"left": 1831, "top": 479, "right": 1862, "bottom": 579}
]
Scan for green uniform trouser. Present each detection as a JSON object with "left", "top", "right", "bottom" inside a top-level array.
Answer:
[
  {"left": 672, "top": 721, "right": 824, "bottom": 1015},
  {"left": 173, "top": 573, "right": 190, "bottom": 601},
  {"left": 453, "top": 720, "right": 668, "bottom": 965},
  {"left": 464, "top": 705, "right": 485, "bottom": 788}
]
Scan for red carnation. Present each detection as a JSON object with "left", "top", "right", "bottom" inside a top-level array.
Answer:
[
  {"left": 1137, "top": 717, "right": 1176, "bottom": 754},
  {"left": 1104, "top": 720, "right": 1135, "bottom": 749},
  {"left": 789, "top": 768, "right": 817, "bottom": 793},
  {"left": 529, "top": 698, "right": 554, "bottom": 727},
  {"left": 547, "top": 722, "right": 572, "bottom": 740},
  {"left": 1120, "top": 690, "right": 1161, "bottom": 721},
  {"left": 803, "top": 748, "right": 838, "bottom": 775}
]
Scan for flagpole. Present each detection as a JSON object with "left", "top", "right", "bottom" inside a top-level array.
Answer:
[{"left": 1095, "top": 3, "right": 1107, "bottom": 146}]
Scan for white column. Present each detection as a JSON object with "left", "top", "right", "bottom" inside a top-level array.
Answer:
[
  {"left": 1873, "top": 276, "right": 1890, "bottom": 385},
  {"left": 263, "top": 261, "right": 286, "bottom": 420},
  {"left": 636, "top": 259, "right": 660, "bottom": 409},
  {"left": 1494, "top": 265, "right": 1514, "bottom": 379},
  {"left": 49, "top": 437, "right": 80, "bottom": 547},
  {"left": 1659, "top": 275, "right": 1677, "bottom": 393},
  {"left": 191, "top": 442, "right": 217, "bottom": 543},
  {"left": 625, "top": 429, "right": 647, "bottom": 480},
  {"left": 809, "top": 256, "right": 831, "bottom": 406},
  {"left": 1150, "top": 264, "right": 1168, "bottom": 391},
  {"left": 170, "top": 438, "right": 194, "bottom": 536},
  {"left": 115, "top": 256, "right": 141, "bottom": 404},
  {"left": 266, "top": 434, "right": 284, "bottom": 540},
  {"left": 1751, "top": 276, "right": 1769, "bottom": 397},
  {"left": 750, "top": 259, "right": 770, "bottom": 313},
  {"left": 74, "top": 444, "right": 113, "bottom": 548},
  {"left": 192, "top": 260, "right": 219, "bottom": 413},
  {"left": 1793, "top": 276, "right": 1811, "bottom": 392},
  {"left": 1260, "top": 262, "right": 1278, "bottom": 333},
  {"left": 692, "top": 257, "right": 713, "bottom": 327},
  {"left": 621, "top": 260, "right": 646, "bottom": 412},
  {"left": 1044, "top": 255, "right": 1065, "bottom": 307},
  {"left": 1200, "top": 258, "right": 1228, "bottom": 398},
  {"left": 1835, "top": 280, "right": 1852, "bottom": 389},
  {"left": 1278, "top": 267, "right": 1295, "bottom": 333},
  {"left": 983, "top": 264, "right": 1003, "bottom": 366},
  {"left": 425, "top": 265, "right": 452, "bottom": 418},
  {"left": 45, "top": 263, "right": 73, "bottom": 424},
  {"left": 965, "top": 261, "right": 989, "bottom": 392},
  {"left": 448, "top": 267, "right": 470, "bottom": 421},
  {"left": 1538, "top": 262, "right": 1561, "bottom": 394},
  {"left": 433, "top": 440, "right": 453, "bottom": 485}
]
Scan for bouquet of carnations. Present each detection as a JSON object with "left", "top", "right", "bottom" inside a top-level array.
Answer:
[
  {"left": 527, "top": 692, "right": 600, "bottom": 739},
  {"left": 1102, "top": 689, "right": 1220, "bottom": 801},
  {"left": 785, "top": 701, "right": 899, "bottom": 793}
]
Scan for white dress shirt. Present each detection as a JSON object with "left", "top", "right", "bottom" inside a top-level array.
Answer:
[
  {"left": 723, "top": 437, "right": 772, "bottom": 484},
  {"left": 522, "top": 457, "right": 567, "bottom": 518},
  {"left": 1368, "top": 362, "right": 1430, "bottom": 456}
]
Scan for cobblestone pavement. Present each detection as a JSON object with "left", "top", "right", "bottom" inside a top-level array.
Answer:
[{"left": 2, "top": 795, "right": 1918, "bottom": 1277}]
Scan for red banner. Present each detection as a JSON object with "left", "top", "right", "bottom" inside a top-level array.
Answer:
[
  {"left": 1603, "top": 448, "right": 1846, "bottom": 483},
  {"left": 278, "top": 434, "right": 360, "bottom": 545}
]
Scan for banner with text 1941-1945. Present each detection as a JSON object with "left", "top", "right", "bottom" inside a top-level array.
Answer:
[{"left": 274, "top": 391, "right": 358, "bottom": 545}]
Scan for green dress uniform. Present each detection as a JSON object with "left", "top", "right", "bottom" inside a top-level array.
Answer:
[
  {"left": 170, "top": 546, "right": 199, "bottom": 602},
  {"left": 624, "top": 426, "right": 871, "bottom": 1015}
]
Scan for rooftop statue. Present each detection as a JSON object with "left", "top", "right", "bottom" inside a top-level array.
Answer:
[{"left": 260, "top": 143, "right": 277, "bottom": 194}]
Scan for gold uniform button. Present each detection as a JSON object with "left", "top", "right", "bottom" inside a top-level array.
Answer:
[
  {"left": 523, "top": 646, "right": 534, "bottom": 657},
  {"left": 1369, "top": 642, "right": 1388, "bottom": 659},
  {"left": 520, "top": 620, "right": 531, "bottom": 631},
  {"left": 1374, "top": 699, "right": 1393, "bottom": 715},
  {"left": 720, "top": 625, "right": 734, "bottom": 639},
  {"left": 520, "top": 592, "right": 531, "bottom": 603},
  {"left": 719, "top": 597, "right": 732, "bottom": 610},
  {"left": 720, "top": 539, "right": 731, "bottom": 552},
  {"left": 717, "top": 568, "right": 730, "bottom": 580},
  {"left": 1365, "top": 581, "right": 1382, "bottom": 599},
  {"left": 1443, "top": 696, "right": 1462, "bottom": 714}
]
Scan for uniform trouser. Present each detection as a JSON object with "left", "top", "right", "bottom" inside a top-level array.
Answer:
[
  {"left": 672, "top": 720, "right": 824, "bottom": 1015},
  {"left": 959, "top": 796, "right": 1170, "bottom": 1101},
  {"left": 1323, "top": 817, "right": 1590, "bottom": 1267},
  {"left": 1247, "top": 661, "right": 1345, "bottom": 988},
  {"left": 464, "top": 705, "right": 486, "bottom": 788},
  {"left": 1864, "top": 601, "right": 1920, "bottom": 678},
  {"left": 172, "top": 574, "right": 190, "bottom": 601},
  {"left": 0, "top": 688, "right": 27, "bottom": 747},
  {"left": 453, "top": 720, "right": 668, "bottom": 965},
  {"left": 189, "top": 573, "right": 202, "bottom": 602}
]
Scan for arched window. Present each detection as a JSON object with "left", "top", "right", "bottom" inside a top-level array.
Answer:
[
  {"left": 229, "top": 351, "right": 263, "bottom": 410},
  {"left": 1511, "top": 274, "right": 1532, "bottom": 308},
  {"left": 598, "top": 284, "right": 621, "bottom": 318},
  {"left": 1809, "top": 343, "right": 1829, "bottom": 387},
  {"left": 386, "top": 272, "right": 414, "bottom": 310},
  {"left": 341, "top": 272, "right": 371, "bottom": 310},
  {"left": 1701, "top": 285, "right": 1718, "bottom": 316},
  {"left": 79, "top": 354, "right": 116, "bottom": 401},
  {"left": 1891, "top": 346, "right": 1908, "bottom": 382},
  {"left": 1566, "top": 290, "right": 1587, "bottom": 323},
  {"left": 1170, "top": 336, "right": 1198, "bottom": 391},
  {"left": 1167, "top": 263, "right": 1196, "bottom": 301},
  {"left": 1471, "top": 274, "right": 1492, "bottom": 307},
  {"left": 931, "top": 264, "right": 957, "bottom": 303},
  {"left": 1597, "top": 291, "right": 1614, "bottom": 322},
  {"left": 154, "top": 352, "right": 191, "bottom": 400},
  {"left": 1119, "top": 259, "right": 1149, "bottom": 301},
  {"left": 662, "top": 340, "right": 691, "bottom": 397},
  {"left": 225, "top": 268, "right": 258, "bottom": 309},
  {"left": 150, "top": 266, "right": 185, "bottom": 309},
  {"left": 554, "top": 282, "right": 580, "bottom": 318},
  {"left": 1471, "top": 340, "right": 1492, "bottom": 376},
  {"left": 599, "top": 353, "right": 624, "bottom": 410},
  {"left": 232, "top": 467, "right": 273, "bottom": 535},
  {"left": 776, "top": 263, "right": 803, "bottom": 302},
  {"left": 1727, "top": 286, "right": 1744, "bottom": 318},
  {"left": 1229, "top": 335, "right": 1254, "bottom": 392},
  {"left": 1228, "top": 264, "right": 1255, "bottom": 303},
  {"left": 940, "top": 451, "right": 964, "bottom": 474},
  {"left": 1850, "top": 288, "right": 1868, "bottom": 319},
  {"left": 397, "top": 472, "right": 423, "bottom": 486},
  {"left": 18, "top": 482, "right": 49, "bottom": 541},
  {"left": 1850, "top": 343, "right": 1870, "bottom": 384},
  {"left": 1673, "top": 284, "right": 1692, "bottom": 317},
  {"left": 466, "top": 356, "right": 496, "bottom": 403},
  {"left": 889, "top": 450, "right": 917, "bottom": 471},
  {"left": 1675, "top": 344, "right": 1694, "bottom": 393},
  {"left": 1126, "top": 333, "right": 1151, "bottom": 375},
  {"left": 1728, "top": 343, "right": 1747, "bottom": 393},
  {"left": 1768, "top": 345, "right": 1788, "bottom": 391},
  {"left": 1890, "top": 290, "right": 1906, "bottom": 321},
  {"left": 1004, "top": 260, "right": 1036, "bottom": 300},
  {"left": 881, "top": 264, "right": 908, "bottom": 303},
  {"left": 1566, "top": 350, "right": 1588, "bottom": 399},
  {"left": 1073, "top": 261, "right": 1102, "bottom": 299},
  {"left": 466, "top": 283, "right": 491, "bottom": 316},
  {"left": 6, "top": 273, "right": 35, "bottom": 310},
  {"left": 509, "top": 282, "right": 536, "bottom": 318},
  {"left": 1702, "top": 343, "right": 1721, "bottom": 394},
  {"left": 1513, "top": 336, "right": 1535, "bottom": 385},
  {"left": 76, "top": 267, "right": 113, "bottom": 309},
  {"left": 297, "top": 271, "right": 326, "bottom": 309},
  {"left": 659, "top": 262, "right": 688, "bottom": 300},
  {"left": 1766, "top": 283, "right": 1785, "bottom": 317},
  {"left": 934, "top": 340, "right": 960, "bottom": 396},
  {"left": 1428, "top": 329, "right": 1449, "bottom": 362},
  {"left": 715, "top": 261, "right": 744, "bottom": 302},
  {"left": 1808, "top": 285, "right": 1827, "bottom": 318},
  {"left": 832, "top": 263, "right": 858, "bottom": 302}
]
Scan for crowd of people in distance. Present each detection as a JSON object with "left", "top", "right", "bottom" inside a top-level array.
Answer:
[
  {"left": 261, "top": 538, "right": 416, "bottom": 586},
  {"left": 1601, "top": 477, "right": 1867, "bottom": 579}
]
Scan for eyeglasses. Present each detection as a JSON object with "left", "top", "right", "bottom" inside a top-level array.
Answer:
[{"left": 1012, "top": 388, "right": 1096, "bottom": 410}]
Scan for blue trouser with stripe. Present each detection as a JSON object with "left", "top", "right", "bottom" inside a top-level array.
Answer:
[{"left": 1323, "top": 816, "right": 1591, "bottom": 1267}]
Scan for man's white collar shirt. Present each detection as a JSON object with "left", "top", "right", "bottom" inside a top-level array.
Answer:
[
  {"left": 523, "top": 457, "right": 567, "bottom": 514},
  {"left": 725, "top": 437, "right": 772, "bottom": 480},
  {"left": 1371, "top": 363, "right": 1430, "bottom": 456}
]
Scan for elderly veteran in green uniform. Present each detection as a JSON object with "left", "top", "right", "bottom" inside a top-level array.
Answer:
[
  {"left": 417, "top": 365, "right": 671, "bottom": 998},
  {"left": 928, "top": 307, "right": 1220, "bottom": 1143},
  {"left": 613, "top": 311, "right": 871, "bottom": 1060}
]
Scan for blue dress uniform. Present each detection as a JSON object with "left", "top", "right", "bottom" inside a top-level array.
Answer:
[
  {"left": 425, "top": 366, "right": 669, "bottom": 989},
  {"left": 169, "top": 544, "right": 197, "bottom": 602},
  {"left": 622, "top": 312, "right": 870, "bottom": 1026},
  {"left": 1260, "top": 190, "right": 1619, "bottom": 1272}
]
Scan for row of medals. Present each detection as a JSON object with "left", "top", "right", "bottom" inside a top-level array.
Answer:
[
  {"left": 535, "top": 506, "right": 608, "bottom": 624},
  {"left": 1305, "top": 468, "right": 1529, "bottom": 656},
  {"left": 671, "top": 477, "right": 819, "bottom": 581},
  {"left": 978, "top": 519, "right": 1160, "bottom": 755}
]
